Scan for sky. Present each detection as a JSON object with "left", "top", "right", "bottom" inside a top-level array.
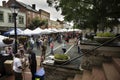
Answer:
[{"left": 0, "top": 0, "right": 64, "bottom": 21}]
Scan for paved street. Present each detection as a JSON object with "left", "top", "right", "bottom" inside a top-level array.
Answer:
[{"left": 33, "top": 39, "right": 82, "bottom": 69}]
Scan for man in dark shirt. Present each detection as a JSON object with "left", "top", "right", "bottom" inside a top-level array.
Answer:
[{"left": 28, "top": 49, "right": 37, "bottom": 80}]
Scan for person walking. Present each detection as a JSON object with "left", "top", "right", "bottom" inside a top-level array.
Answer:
[
  {"left": 77, "top": 39, "right": 81, "bottom": 54},
  {"left": 29, "top": 37, "right": 35, "bottom": 50},
  {"left": 40, "top": 44, "right": 47, "bottom": 66},
  {"left": 40, "top": 38, "right": 47, "bottom": 60},
  {"left": 36, "top": 38, "right": 40, "bottom": 50},
  {"left": 62, "top": 42, "right": 67, "bottom": 53},
  {"left": 13, "top": 53, "right": 23, "bottom": 80},
  {"left": 28, "top": 49, "right": 37, "bottom": 80},
  {"left": 50, "top": 41, "right": 54, "bottom": 55}
]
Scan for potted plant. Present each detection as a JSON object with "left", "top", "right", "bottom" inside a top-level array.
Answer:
[
  {"left": 54, "top": 54, "right": 70, "bottom": 64},
  {"left": 3, "top": 38, "right": 14, "bottom": 44},
  {"left": 94, "top": 32, "right": 115, "bottom": 43}
]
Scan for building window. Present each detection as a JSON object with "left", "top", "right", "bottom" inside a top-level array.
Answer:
[
  {"left": 19, "top": 15, "right": 24, "bottom": 24},
  {"left": 0, "top": 11, "right": 4, "bottom": 22},
  {"left": 8, "top": 13, "right": 14, "bottom": 23}
]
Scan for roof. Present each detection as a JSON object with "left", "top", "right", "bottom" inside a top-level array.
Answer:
[{"left": 16, "top": 1, "right": 38, "bottom": 12}]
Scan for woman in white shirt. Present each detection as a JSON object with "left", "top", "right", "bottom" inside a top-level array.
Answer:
[{"left": 13, "top": 53, "right": 23, "bottom": 80}]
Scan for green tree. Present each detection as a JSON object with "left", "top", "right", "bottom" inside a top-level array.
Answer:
[
  {"left": 47, "top": 0, "right": 120, "bottom": 33},
  {"left": 28, "top": 17, "right": 48, "bottom": 30},
  {"left": 40, "top": 19, "right": 48, "bottom": 28},
  {"left": 28, "top": 17, "right": 41, "bottom": 30}
]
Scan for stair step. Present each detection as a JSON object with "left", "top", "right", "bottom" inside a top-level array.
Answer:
[
  {"left": 74, "top": 74, "right": 82, "bottom": 80},
  {"left": 103, "top": 63, "right": 120, "bottom": 80},
  {"left": 92, "top": 67, "right": 106, "bottom": 80},
  {"left": 67, "top": 77, "right": 74, "bottom": 80},
  {"left": 82, "top": 70, "right": 92, "bottom": 80},
  {"left": 113, "top": 58, "right": 120, "bottom": 73}
]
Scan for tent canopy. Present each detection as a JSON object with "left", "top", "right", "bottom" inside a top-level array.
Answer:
[
  {"left": 3, "top": 28, "right": 23, "bottom": 36},
  {"left": 23, "top": 29, "right": 33, "bottom": 36}
]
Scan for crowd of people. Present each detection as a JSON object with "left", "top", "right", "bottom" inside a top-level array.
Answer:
[{"left": 0, "top": 32, "right": 82, "bottom": 80}]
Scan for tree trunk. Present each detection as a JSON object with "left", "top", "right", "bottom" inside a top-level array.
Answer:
[{"left": 93, "top": 23, "right": 97, "bottom": 34}]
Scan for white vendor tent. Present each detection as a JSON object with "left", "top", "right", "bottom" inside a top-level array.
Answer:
[
  {"left": 23, "top": 29, "right": 33, "bottom": 36},
  {"left": 32, "top": 27, "right": 43, "bottom": 35}
]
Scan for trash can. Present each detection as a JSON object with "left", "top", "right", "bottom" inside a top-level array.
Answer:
[{"left": 35, "top": 67, "right": 45, "bottom": 80}]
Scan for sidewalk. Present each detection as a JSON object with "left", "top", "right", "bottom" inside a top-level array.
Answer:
[{"left": 2, "top": 56, "right": 41, "bottom": 80}]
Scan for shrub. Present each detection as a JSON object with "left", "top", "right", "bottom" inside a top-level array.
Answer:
[
  {"left": 96, "top": 32, "right": 115, "bottom": 37},
  {"left": 54, "top": 54, "right": 69, "bottom": 60}
]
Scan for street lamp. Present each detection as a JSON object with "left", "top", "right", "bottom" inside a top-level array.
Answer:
[{"left": 10, "top": 3, "right": 19, "bottom": 54}]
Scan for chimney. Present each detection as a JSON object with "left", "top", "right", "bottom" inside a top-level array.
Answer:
[
  {"left": 32, "top": 4, "right": 36, "bottom": 9},
  {"left": 2, "top": 1, "right": 6, "bottom": 7}
]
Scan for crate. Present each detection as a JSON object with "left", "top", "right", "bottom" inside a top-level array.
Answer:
[{"left": 4, "top": 60, "right": 13, "bottom": 75}]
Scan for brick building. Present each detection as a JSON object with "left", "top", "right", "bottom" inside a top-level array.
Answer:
[{"left": 2, "top": 0, "right": 50, "bottom": 28}]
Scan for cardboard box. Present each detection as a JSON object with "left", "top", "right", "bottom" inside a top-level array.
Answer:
[{"left": 4, "top": 60, "right": 13, "bottom": 75}]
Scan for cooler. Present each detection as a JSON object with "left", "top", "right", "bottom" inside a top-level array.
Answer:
[{"left": 35, "top": 67, "right": 45, "bottom": 80}]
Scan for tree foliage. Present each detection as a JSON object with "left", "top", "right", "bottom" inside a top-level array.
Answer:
[
  {"left": 28, "top": 17, "right": 48, "bottom": 30},
  {"left": 47, "top": 0, "right": 120, "bottom": 33}
]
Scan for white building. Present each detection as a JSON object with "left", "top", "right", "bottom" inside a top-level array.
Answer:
[{"left": 0, "top": 6, "right": 26, "bottom": 34}]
